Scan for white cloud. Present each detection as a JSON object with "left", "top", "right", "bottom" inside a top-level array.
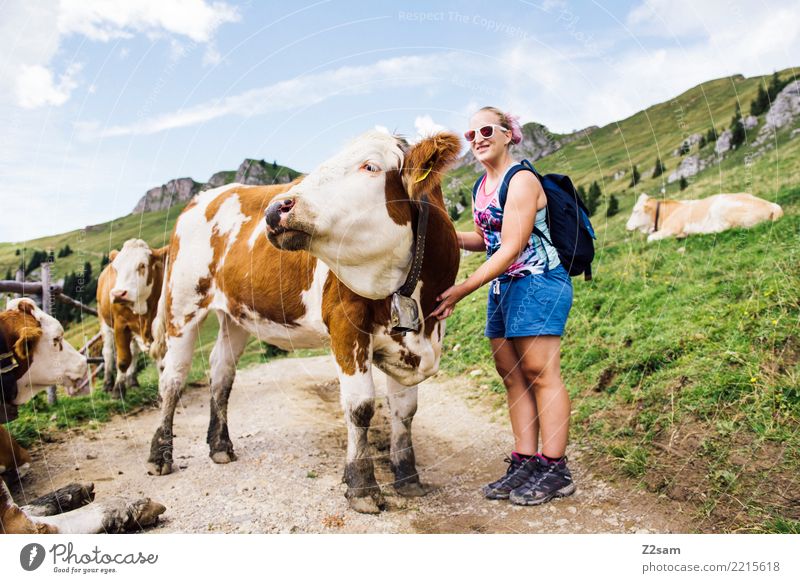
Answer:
[
  {"left": 413, "top": 115, "right": 447, "bottom": 142},
  {"left": 78, "top": 53, "right": 471, "bottom": 139},
  {"left": 0, "top": 0, "right": 238, "bottom": 110},
  {"left": 57, "top": 0, "right": 239, "bottom": 43},
  {"left": 14, "top": 63, "right": 83, "bottom": 109}
]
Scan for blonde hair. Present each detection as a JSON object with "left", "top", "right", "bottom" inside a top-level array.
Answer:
[{"left": 476, "top": 106, "right": 523, "bottom": 146}]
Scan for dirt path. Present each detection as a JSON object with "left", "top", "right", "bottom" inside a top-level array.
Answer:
[{"left": 12, "top": 356, "right": 691, "bottom": 533}]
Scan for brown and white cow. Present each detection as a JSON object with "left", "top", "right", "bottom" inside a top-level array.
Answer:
[
  {"left": 97, "top": 240, "right": 167, "bottom": 398},
  {"left": 0, "top": 298, "right": 88, "bottom": 480},
  {"left": 626, "top": 193, "right": 784, "bottom": 242},
  {"left": 148, "top": 130, "right": 461, "bottom": 513}
]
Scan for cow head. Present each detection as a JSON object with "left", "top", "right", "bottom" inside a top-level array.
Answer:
[
  {"left": 265, "top": 130, "right": 461, "bottom": 299},
  {"left": 626, "top": 193, "right": 656, "bottom": 233},
  {"left": 3, "top": 299, "right": 87, "bottom": 403},
  {"left": 109, "top": 239, "right": 167, "bottom": 315}
]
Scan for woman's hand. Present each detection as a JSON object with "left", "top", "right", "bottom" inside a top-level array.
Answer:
[{"left": 430, "top": 283, "right": 471, "bottom": 320}]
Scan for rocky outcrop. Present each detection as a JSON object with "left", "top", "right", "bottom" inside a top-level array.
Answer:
[
  {"left": 235, "top": 159, "right": 299, "bottom": 185},
  {"left": 743, "top": 115, "right": 758, "bottom": 130},
  {"left": 755, "top": 80, "right": 800, "bottom": 145},
  {"left": 715, "top": 129, "right": 733, "bottom": 155},
  {"left": 132, "top": 178, "right": 203, "bottom": 214},
  {"left": 202, "top": 170, "right": 237, "bottom": 191},
  {"left": 667, "top": 154, "right": 707, "bottom": 183},
  {"left": 132, "top": 160, "right": 302, "bottom": 213}
]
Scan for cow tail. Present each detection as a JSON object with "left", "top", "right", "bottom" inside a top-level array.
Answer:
[{"left": 150, "top": 254, "right": 169, "bottom": 361}]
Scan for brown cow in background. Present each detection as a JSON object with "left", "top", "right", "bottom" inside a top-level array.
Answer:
[{"left": 97, "top": 240, "right": 167, "bottom": 398}]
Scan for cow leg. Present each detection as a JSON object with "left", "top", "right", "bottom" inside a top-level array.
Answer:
[
  {"left": 385, "top": 377, "right": 427, "bottom": 497},
  {"left": 112, "top": 324, "right": 133, "bottom": 400},
  {"left": 100, "top": 321, "right": 116, "bottom": 392},
  {"left": 338, "top": 362, "right": 384, "bottom": 514},
  {"left": 20, "top": 482, "right": 95, "bottom": 517},
  {"left": 0, "top": 425, "right": 32, "bottom": 479},
  {"left": 124, "top": 339, "right": 141, "bottom": 389},
  {"left": 147, "top": 317, "right": 203, "bottom": 476},
  {"left": 206, "top": 313, "right": 249, "bottom": 464}
]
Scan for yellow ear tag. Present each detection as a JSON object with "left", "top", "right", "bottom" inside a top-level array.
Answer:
[{"left": 414, "top": 165, "right": 433, "bottom": 183}]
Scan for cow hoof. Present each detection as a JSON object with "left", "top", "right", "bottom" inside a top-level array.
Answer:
[
  {"left": 126, "top": 498, "right": 167, "bottom": 530},
  {"left": 347, "top": 495, "right": 383, "bottom": 514},
  {"left": 394, "top": 480, "right": 429, "bottom": 497},
  {"left": 15, "top": 462, "right": 31, "bottom": 479},
  {"left": 146, "top": 462, "right": 173, "bottom": 476},
  {"left": 210, "top": 451, "right": 237, "bottom": 464},
  {"left": 111, "top": 385, "right": 127, "bottom": 400}
]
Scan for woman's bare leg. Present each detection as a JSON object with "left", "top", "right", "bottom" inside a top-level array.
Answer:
[
  {"left": 490, "top": 338, "right": 539, "bottom": 455},
  {"left": 511, "top": 335, "right": 570, "bottom": 458}
]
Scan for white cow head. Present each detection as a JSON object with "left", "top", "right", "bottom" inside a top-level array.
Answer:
[
  {"left": 626, "top": 193, "right": 655, "bottom": 233},
  {"left": 265, "top": 130, "right": 461, "bottom": 299},
  {"left": 4, "top": 299, "right": 88, "bottom": 403},
  {"left": 109, "top": 239, "right": 167, "bottom": 315}
]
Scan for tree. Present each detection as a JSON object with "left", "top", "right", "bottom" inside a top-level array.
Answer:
[
  {"left": 57, "top": 244, "right": 73, "bottom": 258},
  {"left": 272, "top": 160, "right": 278, "bottom": 170},
  {"left": 629, "top": 165, "right": 641, "bottom": 187},
  {"left": 729, "top": 104, "right": 746, "bottom": 149},
  {"left": 606, "top": 194, "right": 619, "bottom": 217},
  {"left": 698, "top": 135, "right": 707, "bottom": 149},
  {"left": 448, "top": 205, "right": 461, "bottom": 221},
  {"left": 679, "top": 141, "right": 691, "bottom": 155},
  {"left": 652, "top": 157, "right": 665, "bottom": 179},
  {"left": 100, "top": 253, "right": 110, "bottom": 269},
  {"left": 679, "top": 176, "right": 689, "bottom": 191},
  {"left": 767, "top": 71, "right": 788, "bottom": 101},
  {"left": 750, "top": 83, "right": 770, "bottom": 116},
  {"left": 706, "top": 127, "right": 718, "bottom": 143},
  {"left": 4, "top": 268, "right": 11, "bottom": 280},
  {"left": 14, "top": 248, "right": 20, "bottom": 256},
  {"left": 584, "top": 182, "right": 602, "bottom": 217}
]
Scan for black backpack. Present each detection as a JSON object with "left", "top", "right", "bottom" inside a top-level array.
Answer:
[{"left": 472, "top": 159, "right": 596, "bottom": 280}]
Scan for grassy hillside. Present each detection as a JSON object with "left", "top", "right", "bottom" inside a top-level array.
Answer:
[{"left": 2, "top": 67, "right": 799, "bottom": 533}]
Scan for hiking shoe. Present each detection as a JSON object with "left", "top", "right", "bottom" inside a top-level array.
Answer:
[
  {"left": 482, "top": 453, "right": 539, "bottom": 500},
  {"left": 509, "top": 455, "right": 576, "bottom": 506}
]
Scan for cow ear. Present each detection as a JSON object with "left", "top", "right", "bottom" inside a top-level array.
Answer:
[
  {"left": 13, "top": 326, "right": 42, "bottom": 362},
  {"left": 109, "top": 250, "right": 119, "bottom": 262},
  {"left": 403, "top": 132, "right": 462, "bottom": 199},
  {"left": 151, "top": 246, "right": 169, "bottom": 261},
  {"left": 16, "top": 299, "right": 36, "bottom": 315}
]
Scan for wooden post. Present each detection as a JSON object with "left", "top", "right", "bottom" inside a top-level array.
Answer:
[
  {"left": 41, "top": 260, "right": 58, "bottom": 406},
  {"left": 14, "top": 268, "right": 23, "bottom": 298}
]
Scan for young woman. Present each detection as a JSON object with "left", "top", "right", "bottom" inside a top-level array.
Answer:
[{"left": 430, "top": 106, "right": 576, "bottom": 506}]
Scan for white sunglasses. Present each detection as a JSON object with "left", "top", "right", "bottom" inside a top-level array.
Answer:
[{"left": 464, "top": 124, "right": 509, "bottom": 143}]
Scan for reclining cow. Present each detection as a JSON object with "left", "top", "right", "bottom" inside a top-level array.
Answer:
[
  {"left": 148, "top": 130, "right": 461, "bottom": 513},
  {"left": 626, "top": 193, "right": 783, "bottom": 241},
  {"left": 1, "top": 480, "right": 165, "bottom": 534},
  {"left": 97, "top": 240, "right": 167, "bottom": 398},
  {"left": 0, "top": 299, "right": 166, "bottom": 533}
]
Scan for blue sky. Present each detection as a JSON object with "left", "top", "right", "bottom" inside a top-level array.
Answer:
[{"left": 0, "top": 0, "right": 797, "bottom": 242}]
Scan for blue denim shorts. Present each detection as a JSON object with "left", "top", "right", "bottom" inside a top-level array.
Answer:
[{"left": 485, "top": 263, "right": 573, "bottom": 338}]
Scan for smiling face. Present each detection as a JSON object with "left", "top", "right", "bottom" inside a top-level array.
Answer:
[
  {"left": 4, "top": 299, "right": 87, "bottom": 402},
  {"left": 468, "top": 109, "right": 512, "bottom": 166}
]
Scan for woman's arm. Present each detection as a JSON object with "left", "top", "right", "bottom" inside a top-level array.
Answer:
[
  {"left": 456, "top": 227, "right": 486, "bottom": 251},
  {"left": 431, "top": 171, "right": 544, "bottom": 319}
]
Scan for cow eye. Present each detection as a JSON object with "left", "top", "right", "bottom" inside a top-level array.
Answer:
[{"left": 360, "top": 162, "right": 381, "bottom": 173}]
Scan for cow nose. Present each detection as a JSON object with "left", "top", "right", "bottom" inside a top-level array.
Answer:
[
  {"left": 265, "top": 198, "right": 296, "bottom": 230},
  {"left": 112, "top": 289, "right": 127, "bottom": 299}
]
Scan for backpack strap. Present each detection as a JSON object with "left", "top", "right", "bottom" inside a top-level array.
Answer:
[{"left": 471, "top": 175, "right": 484, "bottom": 204}]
